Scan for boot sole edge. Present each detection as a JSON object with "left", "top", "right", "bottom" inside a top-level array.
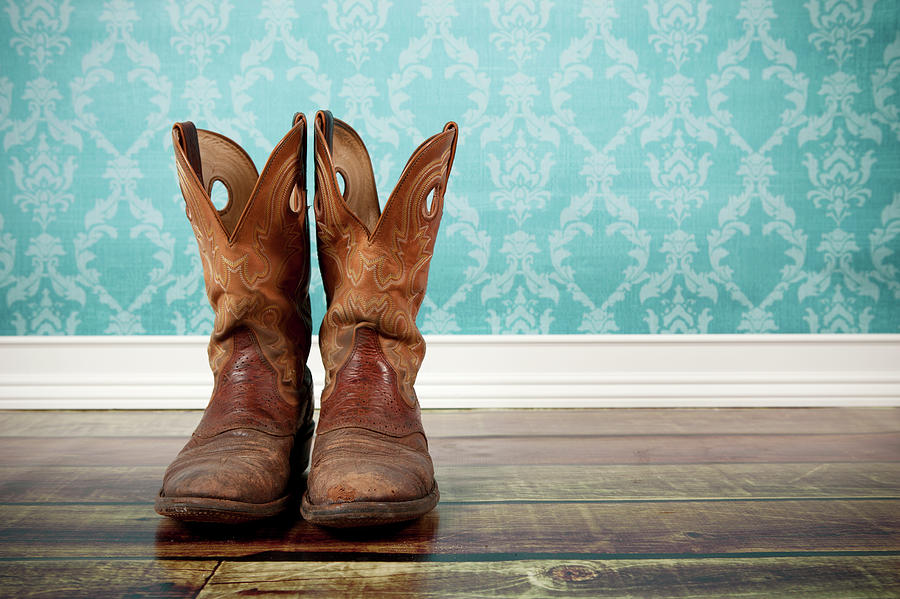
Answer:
[
  {"left": 154, "top": 493, "right": 292, "bottom": 524},
  {"left": 299, "top": 481, "right": 439, "bottom": 528}
]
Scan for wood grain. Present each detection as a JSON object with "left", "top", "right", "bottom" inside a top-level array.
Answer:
[
  {"left": 1, "top": 408, "right": 897, "bottom": 437},
  {"left": 2, "top": 463, "right": 899, "bottom": 504},
  {"left": 1, "top": 500, "right": 897, "bottom": 559},
  {"left": 1, "top": 432, "right": 897, "bottom": 467},
  {"left": 0, "top": 559, "right": 217, "bottom": 599},
  {"left": 0, "top": 408, "right": 898, "bottom": 598},
  {"left": 198, "top": 557, "right": 900, "bottom": 599}
]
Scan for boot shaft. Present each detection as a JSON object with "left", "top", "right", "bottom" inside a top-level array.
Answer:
[
  {"left": 312, "top": 111, "right": 458, "bottom": 406},
  {"left": 172, "top": 117, "right": 312, "bottom": 417}
]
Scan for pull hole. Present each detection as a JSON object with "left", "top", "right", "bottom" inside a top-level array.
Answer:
[
  {"left": 336, "top": 169, "right": 348, "bottom": 199},
  {"left": 289, "top": 188, "right": 303, "bottom": 213},
  {"left": 424, "top": 186, "right": 438, "bottom": 215},
  {"left": 210, "top": 179, "right": 230, "bottom": 211}
]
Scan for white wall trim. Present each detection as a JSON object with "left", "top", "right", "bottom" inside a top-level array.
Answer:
[{"left": 1, "top": 334, "right": 899, "bottom": 409}]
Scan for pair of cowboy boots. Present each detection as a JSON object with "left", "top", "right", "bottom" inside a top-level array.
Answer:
[{"left": 154, "top": 111, "right": 458, "bottom": 528}]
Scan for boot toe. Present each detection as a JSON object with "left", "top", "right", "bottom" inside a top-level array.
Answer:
[
  {"left": 160, "top": 429, "right": 293, "bottom": 504},
  {"left": 307, "top": 428, "right": 434, "bottom": 505}
]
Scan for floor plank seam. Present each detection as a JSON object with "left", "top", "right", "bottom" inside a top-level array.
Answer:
[
  {"left": 194, "top": 560, "right": 221, "bottom": 599},
  {"left": 4, "top": 431, "right": 899, "bottom": 440},
  {"left": 4, "top": 551, "right": 900, "bottom": 563},
  {"left": 173, "top": 550, "right": 900, "bottom": 563},
  {"left": 4, "top": 496, "right": 900, "bottom": 507}
]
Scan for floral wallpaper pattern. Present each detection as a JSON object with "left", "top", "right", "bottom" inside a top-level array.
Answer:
[{"left": 1, "top": 0, "right": 899, "bottom": 335}]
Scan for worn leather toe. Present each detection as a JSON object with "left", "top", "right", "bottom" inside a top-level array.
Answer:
[
  {"left": 160, "top": 429, "right": 293, "bottom": 504},
  {"left": 306, "top": 428, "right": 434, "bottom": 505}
]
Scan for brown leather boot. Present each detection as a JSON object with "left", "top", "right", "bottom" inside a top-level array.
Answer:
[
  {"left": 155, "top": 115, "right": 315, "bottom": 523},
  {"left": 300, "top": 111, "right": 458, "bottom": 527}
]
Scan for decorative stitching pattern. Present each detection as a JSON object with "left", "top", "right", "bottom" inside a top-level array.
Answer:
[
  {"left": 174, "top": 124, "right": 312, "bottom": 404},
  {"left": 314, "top": 122, "right": 457, "bottom": 406}
]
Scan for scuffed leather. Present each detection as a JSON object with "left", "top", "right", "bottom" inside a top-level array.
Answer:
[
  {"left": 309, "top": 111, "right": 458, "bottom": 507},
  {"left": 161, "top": 428, "right": 295, "bottom": 504},
  {"left": 307, "top": 427, "right": 434, "bottom": 505},
  {"left": 159, "top": 118, "right": 313, "bottom": 507}
]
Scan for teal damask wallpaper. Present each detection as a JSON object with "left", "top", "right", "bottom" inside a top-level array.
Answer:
[{"left": 1, "top": 0, "right": 899, "bottom": 335}]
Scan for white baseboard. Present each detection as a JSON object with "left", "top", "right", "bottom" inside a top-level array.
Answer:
[{"left": 1, "top": 334, "right": 899, "bottom": 409}]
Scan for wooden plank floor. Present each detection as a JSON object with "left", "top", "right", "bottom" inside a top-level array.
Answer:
[{"left": 0, "top": 408, "right": 898, "bottom": 598}]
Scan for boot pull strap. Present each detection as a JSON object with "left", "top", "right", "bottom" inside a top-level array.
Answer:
[
  {"left": 316, "top": 110, "right": 334, "bottom": 152},
  {"left": 173, "top": 122, "right": 203, "bottom": 183},
  {"left": 292, "top": 112, "right": 307, "bottom": 211},
  {"left": 438, "top": 122, "right": 459, "bottom": 201},
  {"left": 313, "top": 110, "right": 335, "bottom": 216},
  {"left": 442, "top": 122, "right": 459, "bottom": 180}
]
